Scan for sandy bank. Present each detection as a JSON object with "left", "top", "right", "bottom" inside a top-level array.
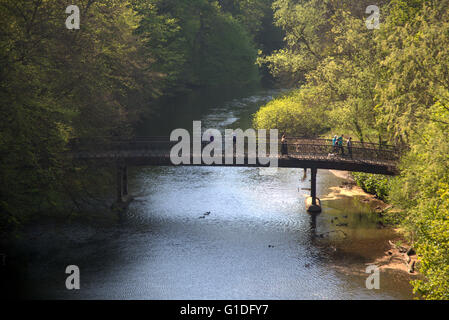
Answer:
[
  {"left": 325, "top": 170, "right": 420, "bottom": 277},
  {"left": 323, "top": 170, "right": 390, "bottom": 211}
]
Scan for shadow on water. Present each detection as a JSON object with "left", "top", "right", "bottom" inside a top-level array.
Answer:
[{"left": 137, "top": 85, "right": 266, "bottom": 136}]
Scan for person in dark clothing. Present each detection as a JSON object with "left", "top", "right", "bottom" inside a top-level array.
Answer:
[
  {"left": 281, "top": 133, "right": 288, "bottom": 156},
  {"left": 337, "top": 135, "right": 344, "bottom": 155},
  {"left": 347, "top": 137, "right": 353, "bottom": 158}
]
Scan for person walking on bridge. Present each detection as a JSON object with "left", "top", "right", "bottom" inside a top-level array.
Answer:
[
  {"left": 332, "top": 135, "right": 338, "bottom": 154},
  {"left": 337, "top": 135, "right": 345, "bottom": 156},
  {"left": 281, "top": 133, "right": 288, "bottom": 156},
  {"left": 347, "top": 137, "right": 353, "bottom": 158}
]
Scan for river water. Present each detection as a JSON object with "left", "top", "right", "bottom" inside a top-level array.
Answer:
[{"left": 4, "top": 87, "right": 415, "bottom": 299}]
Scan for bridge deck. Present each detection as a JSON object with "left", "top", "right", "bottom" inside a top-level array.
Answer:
[{"left": 69, "top": 137, "right": 400, "bottom": 175}]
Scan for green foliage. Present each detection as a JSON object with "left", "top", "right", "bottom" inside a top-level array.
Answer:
[
  {"left": 219, "top": 0, "right": 284, "bottom": 54},
  {"left": 375, "top": 0, "right": 449, "bottom": 144},
  {"left": 410, "top": 184, "right": 449, "bottom": 300},
  {"left": 0, "top": 0, "right": 160, "bottom": 227},
  {"left": 389, "top": 114, "right": 449, "bottom": 299},
  {"left": 255, "top": 0, "right": 388, "bottom": 142},
  {"left": 220, "top": 0, "right": 269, "bottom": 36},
  {"left": 253, "top": 88, "right": 330, "bottom": 136},
  {"left": 353, "top": 173, "right": 391, "bottom": 201},
  {"left": 191, "top": 12, "right": 260, "bottom": 87},
  {"left": 133, "top": 0, "right": 261, "bottom": 91}
]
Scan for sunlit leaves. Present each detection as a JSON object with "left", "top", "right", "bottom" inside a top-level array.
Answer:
[{"left": 253, "top": 88, "right": 330, "bottom": 136}]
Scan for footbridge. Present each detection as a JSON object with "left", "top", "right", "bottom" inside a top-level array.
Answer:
[{"left": 69, "top": 137, "right": 402, "bottom": 212}]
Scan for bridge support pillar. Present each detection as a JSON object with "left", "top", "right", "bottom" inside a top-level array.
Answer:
[
  {"left": 116, "top": 165, "right": 129, "bottom": 204},
  {"left": 306, "top": 167, "right": 321, "bottom": 213},
  {"left": 111, "top": 164, "right": 133, "bottom": 212},
  {"left": 311, "top": 167, "right": 317, "bottom": 205}
]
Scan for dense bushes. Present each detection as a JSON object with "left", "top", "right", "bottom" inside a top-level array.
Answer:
[
  {"left": 0, "top": 0, "right": 153, "bottom": 228},
  {"left": 134, "top": 0, "right": 277, "bottom": 92},
  {"left": 253, "top": 87, "right": 330, "bottom": 136},
  {"left": 388, "top": 120, "right": 449, "bottom": 299},
  {"left": 352, "top": 173, "right": 391, "bottom": 202}
]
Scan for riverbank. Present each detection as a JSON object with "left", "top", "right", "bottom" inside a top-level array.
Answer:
[
  {"left": 325, "top": 170, "right": 420, "bottom": 277},
  {"left": 323, "top": 170, "right": 389, "bottom": 211}
]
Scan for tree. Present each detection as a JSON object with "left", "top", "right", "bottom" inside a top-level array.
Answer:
[
  {"left": 253, "top": 88, "right": 329, "bottom": 136},
  {"left": 133, "top": 0, "right": 260, "bottom": 92},
  {"left": 0, "top": 0, "right": 162, "bottom": 227}
]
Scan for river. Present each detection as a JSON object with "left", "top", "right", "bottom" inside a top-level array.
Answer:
[{"left": 3, "top": 86, "right": 415, "bottom": 299}]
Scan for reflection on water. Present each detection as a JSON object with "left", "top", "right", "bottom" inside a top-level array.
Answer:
[{"left": 5, "top": 87, "right": 414, "bottom": 299}]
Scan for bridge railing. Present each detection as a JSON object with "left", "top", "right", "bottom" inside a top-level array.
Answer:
[
  {"left": 285, "top": 143, "right": 399, "bottom": 162},
  {"left": 69, "top": 136, "right": 398, "bottom": 150},
  {"left": 69, "top": 137, "right": 400, "bottom": 164},
  {"left": 287, "top": 137, "right": 398, "bottom": 151}
]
